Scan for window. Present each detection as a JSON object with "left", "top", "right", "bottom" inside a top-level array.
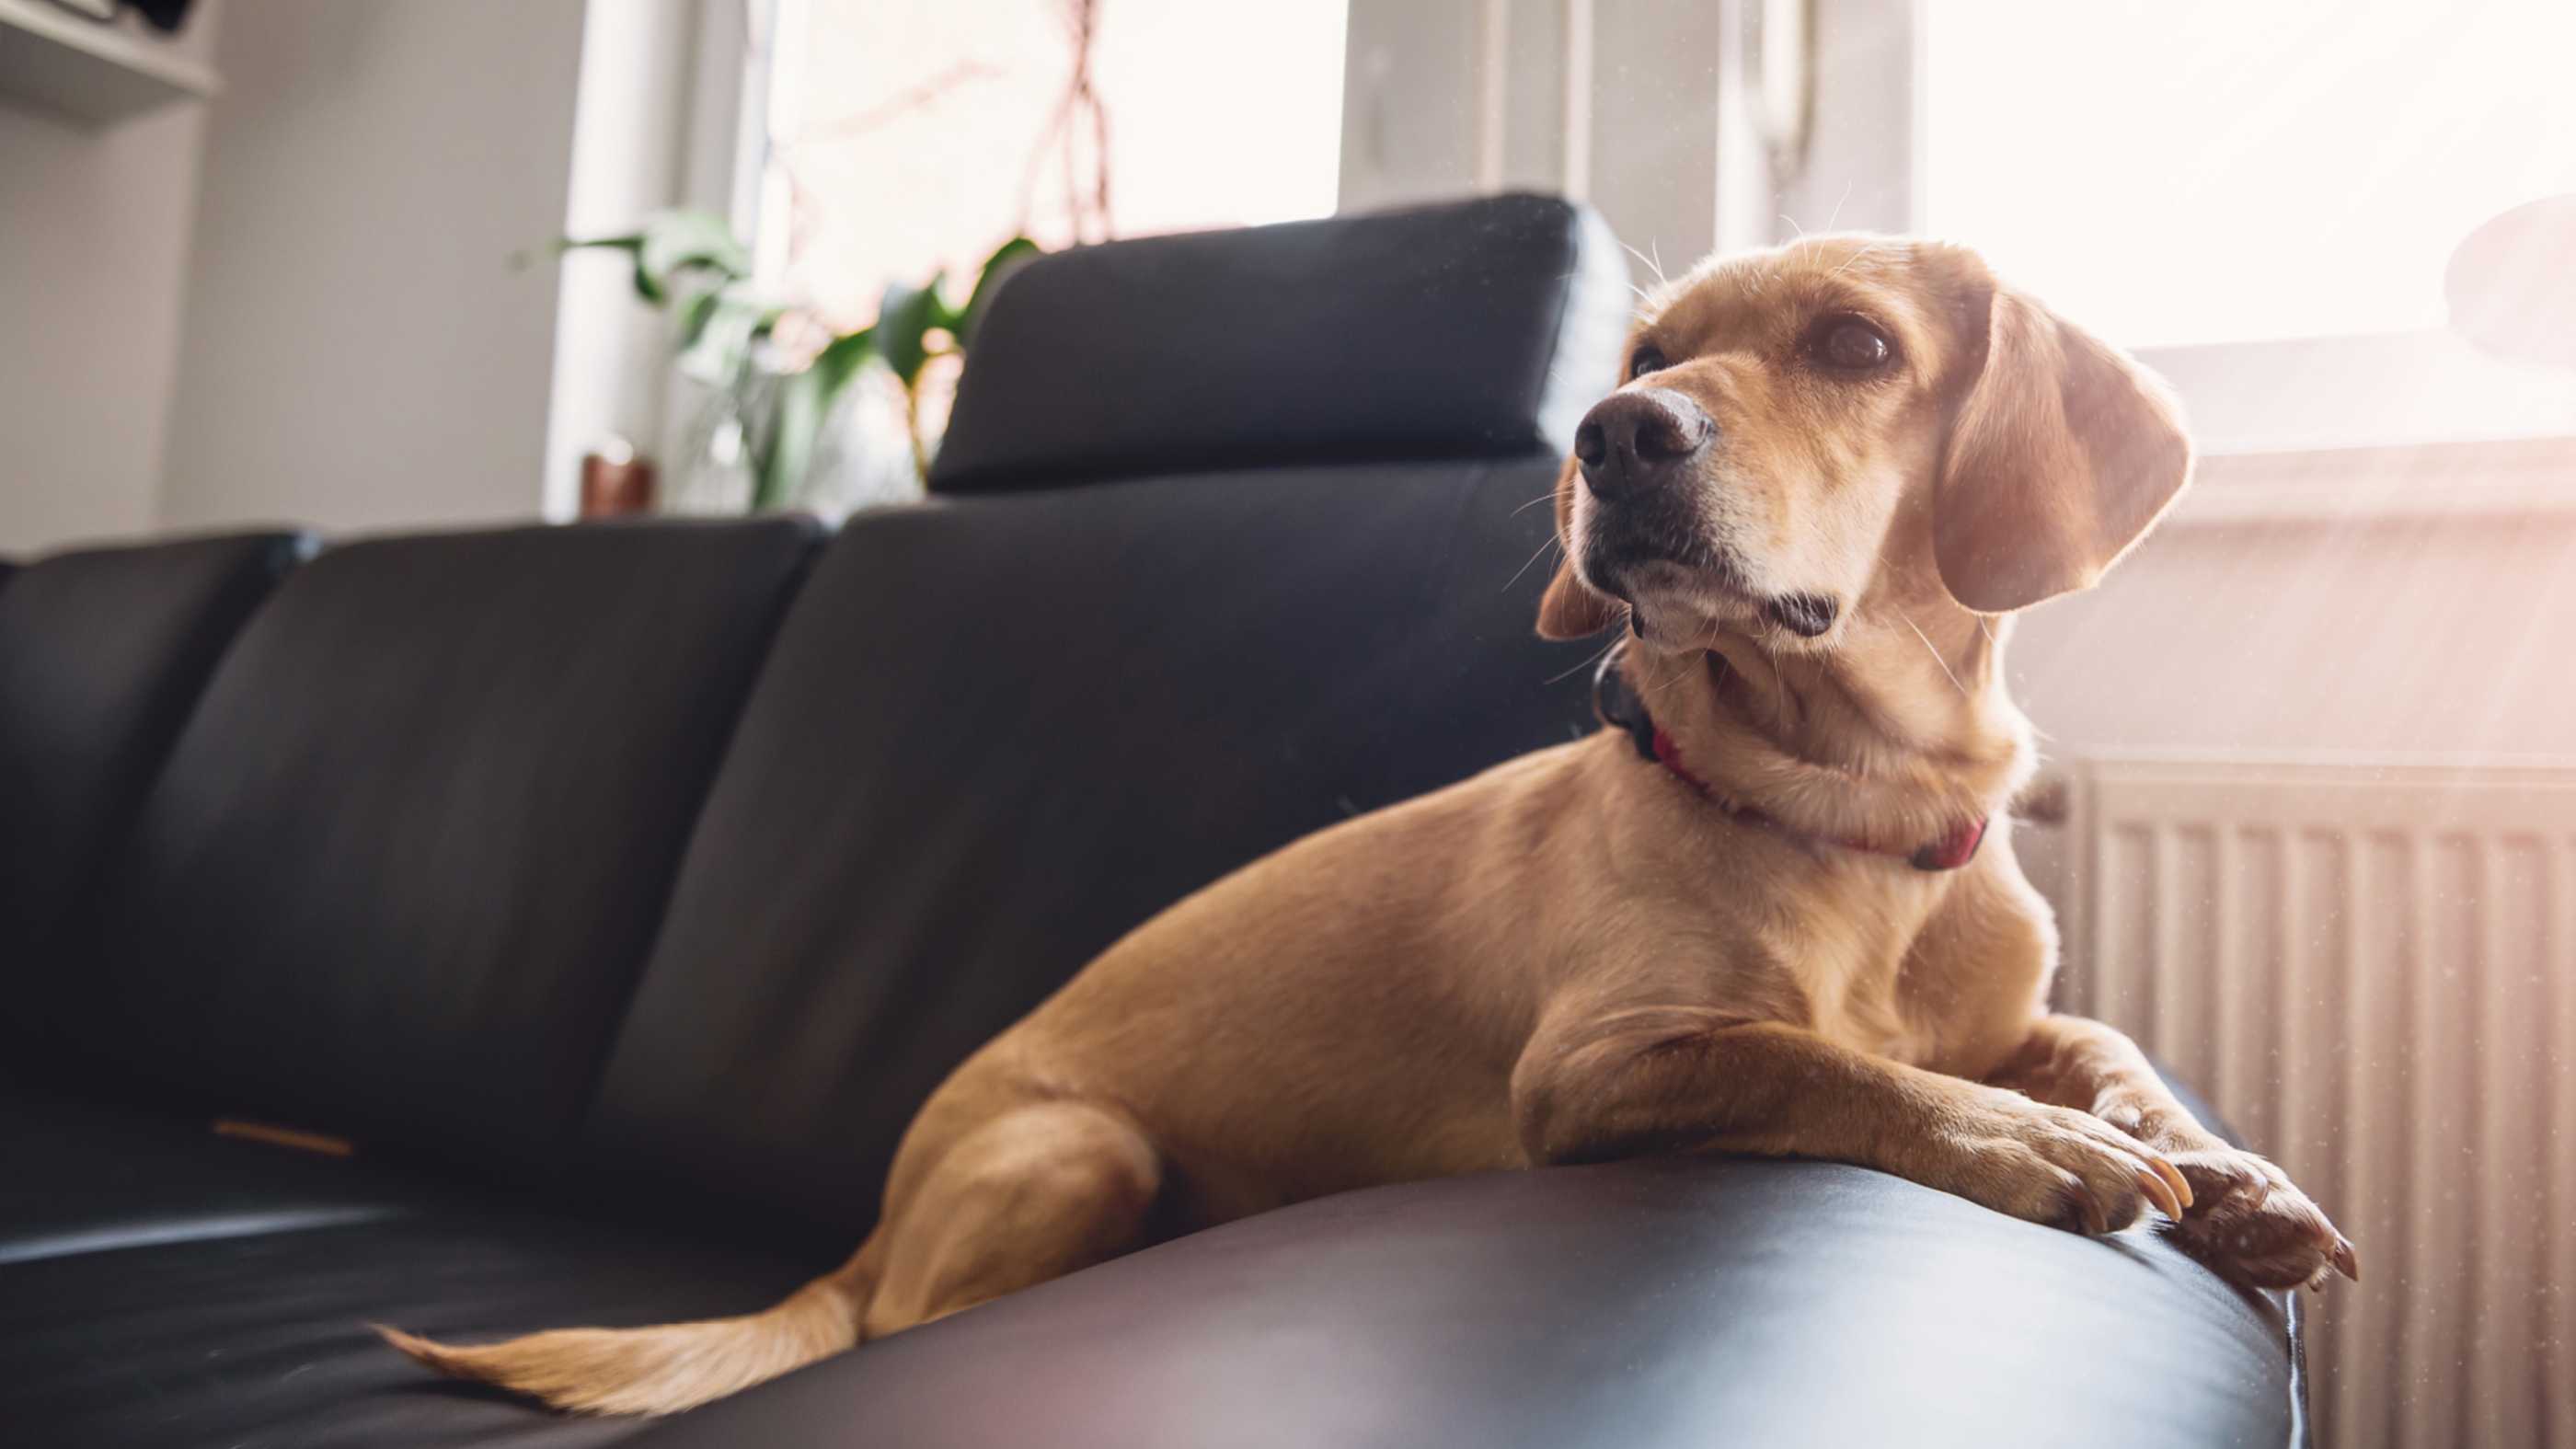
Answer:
[
  {"left": 757, "top": 0, "right": 1348, "bottom": 328},
  {"left": 1922, "top": 0, "right": 2576, "bottom": 349},
  {"left": 726, "top": 0, "right": 1346, "bottom": 483},
  {"left": 1921, "top": 0, "right": 2576, "bottom": 451}
]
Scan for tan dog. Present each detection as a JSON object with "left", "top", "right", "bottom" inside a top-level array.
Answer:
[{"left": 387, "top": 236, "right": 2354, "bottom": 1416}]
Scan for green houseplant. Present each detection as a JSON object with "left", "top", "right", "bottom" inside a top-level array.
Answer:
[{"left": 565, "top": 212, "right": 1038, "bottom": 510}]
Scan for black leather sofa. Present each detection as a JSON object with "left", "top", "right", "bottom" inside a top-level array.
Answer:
[{"left": 0, "top": 195, "right": 2301, "bottom": 1448}]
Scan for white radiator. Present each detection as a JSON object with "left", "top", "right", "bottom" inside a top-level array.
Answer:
[{"left": 2031, "top": 755, "right": 2576, "bottom": 1449}]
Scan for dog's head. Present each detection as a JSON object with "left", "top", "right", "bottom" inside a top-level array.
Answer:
[{"left": 1535, "top": 237, "right": 2191, "bottom": 649}]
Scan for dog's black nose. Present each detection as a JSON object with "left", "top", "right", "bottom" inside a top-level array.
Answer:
[{"left": 1573, "top": 390, "right": 1711, "bottom": 502}]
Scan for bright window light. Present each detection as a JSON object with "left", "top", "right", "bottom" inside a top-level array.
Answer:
[
  {"left": 767, "top": 0, "right": 1348, "bottom": 329},
  {"left": 1921, "top": 0, "right": 2576, "bottom": 350}
]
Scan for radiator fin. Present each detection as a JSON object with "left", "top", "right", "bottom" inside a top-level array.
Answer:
[{"left": 2051, "top": 760, "right": 2576, "bottom": 1449}]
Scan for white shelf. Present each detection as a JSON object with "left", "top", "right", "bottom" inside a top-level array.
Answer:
[{"left": 0, "top": 0, "right": 217, "bottom": 126}]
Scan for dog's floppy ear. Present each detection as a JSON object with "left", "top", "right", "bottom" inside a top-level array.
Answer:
[
  {"left": 1536, "top": 560, "right": 1623, "bottom": 639},
  {"left": 1535, "top": 455, "right": 1626, "bottom": 638},
  {"left": 1934, "top": 277, "right": 2193, "bottom": 614}
]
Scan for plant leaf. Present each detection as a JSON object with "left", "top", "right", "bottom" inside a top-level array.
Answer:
[
  {"left": 674, "top": 285, "right": 724, "bottom": 351},
  {"left": 559, "top": 212, "right": 748, "bottom": 306},
  {"left": 637, "top": 210, "right": 751, "bottom": 300},
  {"left": 560, "top": 232, "right": 644, "bottom": 256},
  {"left": 756, "top": 370, "right": 818, "bottom": 512},
  {"left": 877, "top": 276, "right": 943, "bottom": 386},
  {"left": 809, "top": 327, "right": 878, "bottom": 402},
  {"left": 676, "top": 293, "right": 778, "bottom": 386},
  {"left": 558, "top": 233, "right": 660, "bottom": 302},
  {"left": 754, "top": 328, "right": 877, "bottom": 510},
  {"left": 955, "top": 236, "right": 1041, "bottom": 346}
]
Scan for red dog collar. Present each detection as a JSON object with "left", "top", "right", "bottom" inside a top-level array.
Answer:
[
  {"left": 1596, "top": 650, "right": 1987, "bottom": 872},
  {"left": 1649, "top": 726, "right": 1987, "bottom": 870}
]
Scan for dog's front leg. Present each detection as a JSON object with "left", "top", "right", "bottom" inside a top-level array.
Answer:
[
  {"left": 1511, "top": 1005, "right": 2188, "bottom": 1237},
  {"left": 1989, "top": 1014, "right": 2356, "bottom": 1287}
]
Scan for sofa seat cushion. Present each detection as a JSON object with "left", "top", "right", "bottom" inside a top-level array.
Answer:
[
  {"left": 52, "top": 518, "right": 820, "bottom": 1174},
  {"left": 0, "top": 530, "right": 309, "bottom": 973},
  {"left": 0, "top": 1090, "right": 822, "bottom": 1449},
  {"left": 636, "top": 1157, "right": 2296, "bottom": 1449}
]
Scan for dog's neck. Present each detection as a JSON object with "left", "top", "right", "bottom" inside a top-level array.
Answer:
[{"left": 1616, "top": 598, "right": 2033, "bottom": 859}]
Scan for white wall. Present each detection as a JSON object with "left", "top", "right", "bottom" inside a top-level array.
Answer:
[
  {"left": 158, "top": 2, "right": 587, "bottom": 539},
  {"left": 2014, "top": 507, "right": 2576, "bottom": 762},
  {"left": 0, "top": 1, "right": 222, "bottom": 553}
]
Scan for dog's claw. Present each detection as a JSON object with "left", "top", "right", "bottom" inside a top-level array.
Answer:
[
  {"left": 2133, "top": 1167, "right": 2181, "bottom": 1223},
  {"left": 2146, "top": 1154, "right": 2191, "bottom": 1213},
  {"left": 2330, "top": 1236, "right": 2359, "bottom": 1282}
]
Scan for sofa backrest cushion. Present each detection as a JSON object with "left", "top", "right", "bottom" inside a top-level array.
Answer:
[
  {"left": 929, "top": 193, "right": 1627, "bottom": 495},
  {"left": 58, "top": 519, "right": 817, "bottom": 1170},
  {"left": 0, "top": 532, "right": 309, "bottom": 975},
  {"left": 583, "top": 456, "right": 1594, "bottom": 1229}
]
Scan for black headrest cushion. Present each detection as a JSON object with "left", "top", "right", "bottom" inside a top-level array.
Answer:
[{"left": 930, "top": 193, "right": 1629, "bottom": 493}]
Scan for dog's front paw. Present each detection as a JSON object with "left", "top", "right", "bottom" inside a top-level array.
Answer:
[
  {"left": 2091, "top": 1102, "right": 2260, "bottom": 1212},
  {"left": 2094, "top": 1104, "right": 2358, "bottom": 1288},
  {"left": 1922, "top": 1090, "right": 2191, "bottom": 1236},
  {"left": 2158, "top": 1145, "right": 2356, "bottom": 1289}
]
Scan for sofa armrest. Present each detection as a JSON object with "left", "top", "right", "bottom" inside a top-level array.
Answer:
[{"left": 635, "top": 1157, "right": 2294, "bottom": 1449}]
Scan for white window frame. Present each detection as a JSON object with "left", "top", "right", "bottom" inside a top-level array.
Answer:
[
  {"left": 1903, "top": 1, "right": 2576, "bottom": 520},
  {"left": 543, "top": 0, "right": 772, "bottom": 522},
  {"left": 1340, "top": 0, "right": 2576, "bottom": 525}
]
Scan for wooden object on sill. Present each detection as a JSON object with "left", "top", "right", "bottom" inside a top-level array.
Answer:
[
  {"left": 213, "top": 1118, "right": 356, "bottom": 1157},
  {"left": 581, "top": 444, "right": 656, "bottom": 518}
]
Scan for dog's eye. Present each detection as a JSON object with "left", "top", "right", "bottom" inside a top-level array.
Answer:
[
  {"left": 1628, "top": 344, "right": 1669, "bottom": 380},
  {"left": 1812, "top": 316, "right": 1893, "bottom": 372}
]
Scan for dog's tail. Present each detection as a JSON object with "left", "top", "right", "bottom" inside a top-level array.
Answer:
[{"left": 378, "top": 1236, "right": 880, "bottom": 1417}]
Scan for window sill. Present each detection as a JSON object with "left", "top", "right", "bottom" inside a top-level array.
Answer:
[{"left": 2167, "top": 435, "right": 2576, "bottom": 527}]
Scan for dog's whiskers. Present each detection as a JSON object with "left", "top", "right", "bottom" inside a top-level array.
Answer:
[
  {"left": 1622, "top": 240, "right": 1670, "bottom": 290},
  {"left": 1896, "top": 609, "right": 1971, "bottom": 699},
  {"left": 1501, "top": 531, "right": 1562, "bottom": 592},
  {"left": 1547, "top": 630, "right": 1626, "bottom": 686},
  {"left": 1645, "top": 639, "right": 1708, "bottom": 697}
]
